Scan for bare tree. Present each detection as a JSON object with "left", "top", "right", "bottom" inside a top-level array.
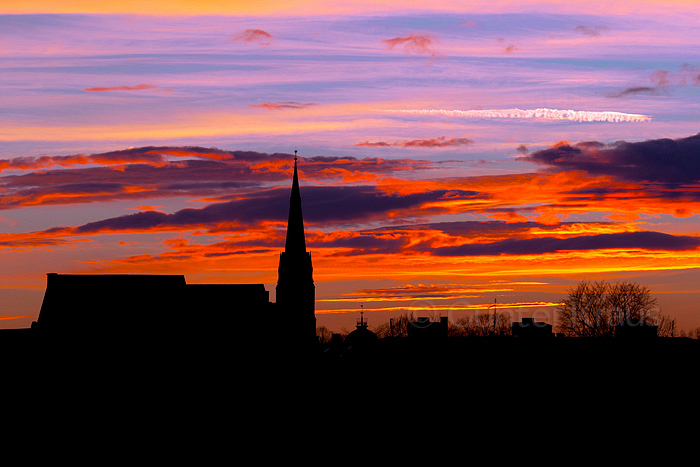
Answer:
[
  {"left": 452, "top": 311, "right": 511, "bottom": 337},
  {"left": 375, "top": 312, "right": 416, "bottom": 338},
  {"left": 655, "top": 313, "right": 677, "bottom": 338},
  {"left": 556, "top": 280, "right": 665, "bottom": 337},
  {"left": 557, "top": 281, "right": 611, "bottom": 337},
  {"left": 606, "top": 281, "right": 658, "bottom": 325},
  {"left": 316, "top": 326, "right": 333, "bottom": 345},
  {"left": 680, "top": 327, "right": 700, "bottom": 339}
]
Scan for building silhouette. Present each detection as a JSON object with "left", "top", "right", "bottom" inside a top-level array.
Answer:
[
  {"left": 28, "top": 153, "right": 315, "bottom": 355},
  {"left": 275, "top": 151, "right": 316, "bottom": 351},
  {"left": 32, "top": 274, "right": 270, "bottom": 343},
  {"left": 408, "top": 316, "right": 449, "bottom": 341},
  {"left": 343, "top": 311, "right": 379, "bottom": 354},
  {"left": 512, "top": 317, "right": 553, "bottom": 339},
  {"left": 614, "top": 318, "right": 658, "bottom": 341}
]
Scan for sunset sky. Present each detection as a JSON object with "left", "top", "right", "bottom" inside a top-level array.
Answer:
[{"left": 2, "top": 1, "right": 700, "bottom": 332}]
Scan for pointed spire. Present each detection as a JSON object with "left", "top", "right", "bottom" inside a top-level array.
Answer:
[
  {"left": 290, "top": 150, "right": 300, "bottom": 203},
  {"left": 284, "top": 150, "right": 306, "bottom": 254},
  {"left": 276, "top": 149, "right": 315, "bottom": 350}
]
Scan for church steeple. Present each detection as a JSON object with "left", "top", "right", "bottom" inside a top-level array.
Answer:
[
  {"left": 276, "top": 151, "right": 316, "bottom": 351},
  {"left": 284, "top": 151, "right": 307, "bottom": 255}
]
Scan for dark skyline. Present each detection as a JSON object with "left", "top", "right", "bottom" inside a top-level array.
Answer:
[{"left": 2, "top": 4, "right": 700, "bottom": 335}]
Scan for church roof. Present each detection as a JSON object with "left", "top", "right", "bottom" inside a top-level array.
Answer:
[
  {"left": 34, "top": 273, "right": 270, "bottom": 336},
  {"left": 35, "top": 273, "right": 187, "bottom": 332}
]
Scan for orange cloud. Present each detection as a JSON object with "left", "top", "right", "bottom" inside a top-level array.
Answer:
[
  {"left": 8, "top": 146, "right": 698, "bottom": 232},
  {"left": 317, "top": 301, "right": 562, "bottom": 315},
  {"left": 0, "top": 150, "right": 172, "bottom": 173},
  {"left": 488, "top": 212, "right": 529, "bottom": 223},
  {"left": 130, "top": 205, "right": 164, "bottom": 212},
  {"left": 0, "top": 229, "right": 89, "bottom": 250},
  {"left": 6, "top": 136, "right": 700, "bottom": 307},
  {"left": 0, "top": 147, "right": 444, "bottom": 211}
]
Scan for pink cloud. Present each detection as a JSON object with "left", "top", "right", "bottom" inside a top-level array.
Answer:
[
  {"left": 496, "top": 38, "right": 518, "bottom": 54},
  {"left": 574, "top": 25, "right": 609, "bottom": 36},
  {"left": 249, "top": 101, "right": 317, "bottom": 110},
  {"left": 233, "top": 29, "right": 273, "bottom": 45},
  {"left": 83, "top": 84, "right": 158, "bottom": 92},
  {"left": 381, "top": 33, "right": 441, "bottom": 58},
  {"left": 355, "top": 136, "right": 474, "bottom": 148}
]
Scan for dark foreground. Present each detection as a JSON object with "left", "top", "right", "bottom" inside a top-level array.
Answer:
[
  {"left": 3, "top": 330, "right": 697, "bottom": 384},
  {"left": 2, "top": 329, "right": 697, "bottom": 442}
]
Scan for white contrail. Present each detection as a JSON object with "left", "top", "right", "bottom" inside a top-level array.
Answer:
[{"left": 384, "top": 108, "right": 651, "bottom": 123}]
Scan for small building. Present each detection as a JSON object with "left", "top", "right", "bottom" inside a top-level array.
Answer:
[
  {"left": 408, "top": 316, "right": 448, "bottom": 340},
  {"left": 615, "top": 318, "right": 658, "bottom": 341},
  {"left": 512, "top": 317, "right": 552, "bottom": 339},
  {"left": 344, "top": 312, "right": 379, "bottom": 354}
]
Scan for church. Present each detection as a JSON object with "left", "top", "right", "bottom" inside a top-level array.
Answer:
[{"left": 30, "top": 153, "right": 316, "bottom": 354}]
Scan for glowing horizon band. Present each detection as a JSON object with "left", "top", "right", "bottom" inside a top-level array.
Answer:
[
  {"left": 384, "top": 108, "right": 651, "bottom": 123},
  {"left": 317, "top": 301, "right": 562, "bottom": 314}
]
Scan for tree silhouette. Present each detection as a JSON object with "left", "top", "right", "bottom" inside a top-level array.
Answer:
[
  {"left": 316, "top": 326, "right": 333, "bottom": 346},
  {"left": 655, "top": 313, "right": 677, "bottom": 338},
  {"left": 556, "top": 280, "right": 667, "bottom": 337},
  {"left": 680, "top": 327, "right": 700, "bottom": 339},
  {"left": 375, "top": 312, "right": 415, "bottom": 338},
  {"left": 452, "top": 312, "right": 511, "bottom": 336}
]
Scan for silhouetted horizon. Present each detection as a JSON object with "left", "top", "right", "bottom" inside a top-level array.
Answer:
[{"left": 2, "top": 156, "right": 698, "bottom": 373}]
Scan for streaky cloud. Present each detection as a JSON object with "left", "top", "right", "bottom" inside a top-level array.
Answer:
[
  {"left": 431, "top": 231, "right": 700, "bottom": 256},
  {"left": 355, "top": 136, "right": 473, "bottom": 148},
  {"left": 73, "top": 186, "right": 481, "bottom": 234},
  {"left": 83, "top": 84, "right": 158, "bottom": 92},
  {"left": 0, "top": 146, "right": 440, "bottom": 209},
  {"left": 574, "top": 25, "right": 609, "bottom": 36},
  {"left": 606, "top": 86, "right": 660, "bottom": 98},
  {"left": 383, "top": 108, "right": 651, "bottom": 123},
  {"left": 249, "top": 102, "right": 317, "bottom": 110}
]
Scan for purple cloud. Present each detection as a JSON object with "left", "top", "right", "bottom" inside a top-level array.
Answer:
[
  {"left": 74, "top": 186, "right": 481, "bottom": 234},
  {"left": 431, "top": 231, "right": 700, "bottom": 256},
  {"left": 0, "top": 146, "right": 438, "bottom": 210},
  {"left": 523, "top": 133, "right": 700, "bottom": 186},
  {"left": 606, "top": 86, "right": 660, "bottom": 98}
]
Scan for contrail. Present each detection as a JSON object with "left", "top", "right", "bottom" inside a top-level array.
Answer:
[{"left": 384, "top": 108, "right": 651, "bottom": 123}]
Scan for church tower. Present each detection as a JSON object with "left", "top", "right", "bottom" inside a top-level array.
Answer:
[{"left": 276, "top": 151, "right": 316, "bottom": 350}]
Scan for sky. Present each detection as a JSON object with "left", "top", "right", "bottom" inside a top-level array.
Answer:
[{"left": 2, "top": 1, "right": 700, "bottom": 333}]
